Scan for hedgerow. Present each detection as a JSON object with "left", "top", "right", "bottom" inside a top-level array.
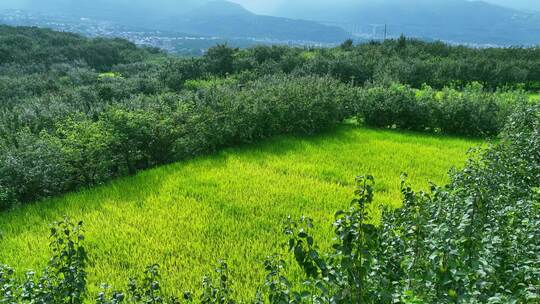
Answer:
[
  {"left": 1, "top": 104, "right": 538, "bottom": 303},
  {"left": 0, "top": 74, "right": 531, "bottom": 209},
  {"left": 356, "top": 82, "right": 529, "bottom": 137},
  {"left": 0, "top": 75, "right": 354, "bottom": 209}
]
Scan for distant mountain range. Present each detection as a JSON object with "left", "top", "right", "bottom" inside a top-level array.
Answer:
[
  {"left": 275, "top": 0, "right": 540, "bottom": 45},
  {"left": 483, "top": 0, "right": 540, "bottom": 12},
  {"left": 155, "top": 1, "right": 349, "bottom": 43},
  {"left": 2, "top": 0, "right": 540, "bottom": 46},
  {"left": 21, "top": 0, "right": 350, "bottom": 44}
]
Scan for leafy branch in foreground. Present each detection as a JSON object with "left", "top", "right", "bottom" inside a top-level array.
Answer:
[
  {"left": 0, "top": 218, "right": 87, "bottom": 304},
  {"left": 275, "top": 104, "right": 540, "bottom": 303}
]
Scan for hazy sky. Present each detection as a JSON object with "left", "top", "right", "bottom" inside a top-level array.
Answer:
[
  {"left": 231, "top": 0, "right": 539, "bottom": 14},
  {"left": 1, "top": 0, "right": 538, "bottom": 14}
]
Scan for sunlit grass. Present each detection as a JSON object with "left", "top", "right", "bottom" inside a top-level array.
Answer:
[
  {"left": 529, "top": 93, "right": 540, "bottom": 103},
  {"left": 0, "top": 125, "right": 479, "bottom": 300}
]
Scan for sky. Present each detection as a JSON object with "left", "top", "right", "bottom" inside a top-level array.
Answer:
[
  {"left": 231, "top": 0, "right": 540, "bottom": 14},
  {"left": 1, "top": 0, "right": 539, "bottom": 15}
]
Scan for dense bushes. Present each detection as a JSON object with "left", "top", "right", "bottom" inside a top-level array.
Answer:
[
  {"left": 356, "top": 83, "right": 528, "bottom": 136},
  {"left": 356, "top": 83, "right": 429, "bottom": 131},
  {"left": 2, "top": 104, "right": 538, "bottom": 303},
  {"left": 112, "top": 38, "right": 540, "bottom": 92},
  {"left": 3, "top": 24, "right": 540, "bottom": 303},
  {"left": 0, "top": 73, "right": 530, "bottom": 208},
  {"left": 4, "top": 25, "right": 540, "bottom": 92},
  {"left": 230, "top": 40, "right": 540, "bottom": 90},
  {"left": 0, "top": 24, "right": 537, "bottom": 210},
  {"left": 0, "top": 75, "right": 353, "bottom": 209}
]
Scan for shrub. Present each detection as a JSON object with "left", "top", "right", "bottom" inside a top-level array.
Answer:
[
  {"left": 0, "top": 218, "right": 87, "bottom": 303},
  {"left": 358, "top": 83, "right": 431, "bottom": 131},
  {"left": 356, "top": 82, "right": 528, "bottom": 137},
  {"left": 433, "top": 83, "right": 503, "bottom": 136},
  {"left": 204, "top": 44, "right": 237, "bottom": 76},
  {"left": 159, "top": 58, "right": 206, "bottom": 92},
  {"left": 0, "top": 75, "right": 353, "bottom": 209},
  {"left": 0, "top": 130, "right": 72, "bottom": 205},
  {"left": 54, "top": 116, "right": 115, "bottom": 186}
]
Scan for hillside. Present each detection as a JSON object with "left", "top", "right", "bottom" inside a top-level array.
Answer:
[
  {"left": 0, "top": 25, "right": 156, "bottom": 70},
  {"left": 19, "top": 0, "right": 350, "bottom": 44},
  {"left": 157, "top": 1, "right": 349, "bottom": 43}
]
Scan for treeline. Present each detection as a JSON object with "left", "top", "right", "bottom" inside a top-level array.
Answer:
[
  {"left": 155, "top": 40, "right": 540, "bottom": 90},
  {"left": 237, "top": 39, "right": 540, "bottom": 90},
  {"left": 0, "top": 75, "right": 353, "bottom": 209},
  {"left": 356, "top": 83, "right": 526, "bottom": 137},
  {"left": 3, "top": 26, "right": 540, "bottom": 96},
  {"left": 2, "top": 103, "right": 538, "bottom": 303},
  {"left": 0, "top": 72, "right": 529, "bottom": 209}
]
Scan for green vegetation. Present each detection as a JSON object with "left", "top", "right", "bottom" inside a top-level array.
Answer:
[
  {"left": 1, "top": 25, "right": 540, "bottom": 303},
  {"left": 0, "top": 77, "right": 524, "bottom": 210},
  {"left": 1, "top": 26, "right": 531, "bottom": 210},
  {"left": 357, "top": 83, "right": 526, "bottom": 137},
  {"left": 1, "top": 105, "right": 538, "bottom": 303},
  {"left": 0, "top": 75, "right": 354, "bottom": 209},
  {"left": 0, "top": 25, "right": 159, "bottom": 71},
  {"left": 272, "top": 104, "right": 540, "bottom": 303},
  {"left": 0, "top": 125, "right": 477, "bottom": 300}
]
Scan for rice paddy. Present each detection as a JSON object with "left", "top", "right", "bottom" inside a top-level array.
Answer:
[{"left": 0, "top": 124, "right": 479, "bottom": 300}]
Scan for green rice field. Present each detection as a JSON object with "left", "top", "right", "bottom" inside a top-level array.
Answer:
[{"left": 0, "top": 125, "right": 480, "bottom": 300}]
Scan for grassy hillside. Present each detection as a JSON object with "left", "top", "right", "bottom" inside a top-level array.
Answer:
[
  {"left": 0, "top": 25, "right": 157, "bottom": 70},
  {"left": 0, "top": 125, "right": 478, "bottom": 300}
]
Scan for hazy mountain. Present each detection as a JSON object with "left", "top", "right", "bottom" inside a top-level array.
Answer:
[
  {"left": 231, "top": 0, "right": 540, "bottom": 16},
  {"left": 15, "top": 0, "right": 350, "bottom": 43},
  {"left": 483, "top": 0, "right": 540, "bottom": 12},
  {"left": 275, "top": 0, "right": 540, "bottom": 45},
  {"left": 6, "top": 0, "right": 537, "bottom": 46},
  {"left": 154, "top": 1, "right": 349, "bottom": 43}
]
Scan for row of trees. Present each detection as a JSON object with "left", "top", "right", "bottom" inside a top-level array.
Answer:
[
  {"left": 155, "top": 41, "right": 540, "bottom": 91},
  {"left": 2, "top": 27, "right": 540, "bottom": 105},
  {"left": 0, "top": 75, "right": 353, "bottom": 209},
  {"left": 209, "top": 40, "right": 540, "bottom": 90},
  {"left": 0, "top": 73, "right": 528, "bottom": 209}
]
